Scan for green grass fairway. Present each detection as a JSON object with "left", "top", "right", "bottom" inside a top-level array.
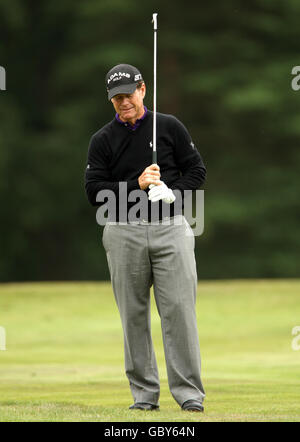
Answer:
[{"left": 0, "top": 280, "right": 300, "bottom": 422}]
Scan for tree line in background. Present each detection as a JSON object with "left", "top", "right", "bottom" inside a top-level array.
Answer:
[{"left": 0, "top": 0, "right": 299, "bottom": 281}]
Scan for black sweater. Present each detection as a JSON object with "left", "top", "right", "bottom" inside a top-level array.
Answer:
[{"left": 85, "top": 110, "right": 206, "bottom": 221}]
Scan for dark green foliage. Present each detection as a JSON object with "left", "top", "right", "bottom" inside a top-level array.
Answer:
[{"left": 0, "top": 0, "right": 299, "bottom": 280}]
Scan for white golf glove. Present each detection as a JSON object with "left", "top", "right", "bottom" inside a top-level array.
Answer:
[{"left": 148, "top": 181, "right": 176, "bottom": 204}]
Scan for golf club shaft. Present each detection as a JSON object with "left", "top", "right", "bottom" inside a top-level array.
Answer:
[{"left": 152, "top": 13, "right": 158, "bottom": 165}]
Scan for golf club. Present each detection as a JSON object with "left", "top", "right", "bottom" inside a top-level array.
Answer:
[
  {"left": 149, "top": 13, "right": 158, "bottom": 191},
  {"left": 152, "top": 12, "right": 158, "bottom": 165}
]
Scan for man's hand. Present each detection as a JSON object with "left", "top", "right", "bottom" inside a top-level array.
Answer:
[
  {"left": 138, "top": 164, "right": 161, "bottom": 190},
  {"left": 148, "top": 181, "right": 176, "bottom": 204}
]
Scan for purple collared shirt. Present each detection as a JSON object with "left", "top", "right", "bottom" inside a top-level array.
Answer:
[{"left": 115, "top": 106, "right": 148, "bottom": 131}]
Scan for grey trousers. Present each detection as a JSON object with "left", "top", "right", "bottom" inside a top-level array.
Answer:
[{"left": 102, "top": 215, "right": 205, "bottom": 407}]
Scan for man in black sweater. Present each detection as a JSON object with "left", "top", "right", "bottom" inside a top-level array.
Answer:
[{"left": 85, "top": 64, "right": 206, "bottom": 412}]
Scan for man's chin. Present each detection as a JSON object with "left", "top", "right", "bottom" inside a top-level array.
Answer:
[{"left": 121, "top": 109, "right": 135, "bottom": 118}]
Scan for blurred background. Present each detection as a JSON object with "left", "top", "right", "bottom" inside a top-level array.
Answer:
[{"left": 0, "top": 0, "right": 299, "bottom": 282}]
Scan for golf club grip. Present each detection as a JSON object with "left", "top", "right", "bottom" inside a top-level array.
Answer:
[{"left": 152, "top": 150, "right": 157, "bottom": 164}]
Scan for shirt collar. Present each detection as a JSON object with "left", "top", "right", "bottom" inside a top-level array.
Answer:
[{"left": 115, "top": 106, "right": 148, "bottom": 131}]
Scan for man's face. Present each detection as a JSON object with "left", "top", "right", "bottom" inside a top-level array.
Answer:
[{"left": 111, "top": 83, "right": 146, "bottom": 125}]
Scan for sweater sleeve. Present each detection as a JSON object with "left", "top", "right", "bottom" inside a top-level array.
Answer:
[
  {"left": 168, "top": 117, "right": 206, "bottom": 192},
  {"left": 84, "top": 133, "right": 140, "bottom": 206}
]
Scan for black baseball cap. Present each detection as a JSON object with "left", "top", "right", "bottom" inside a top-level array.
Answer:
[{"left": 105, "top": 64, "right": 143, "bottom": 100}]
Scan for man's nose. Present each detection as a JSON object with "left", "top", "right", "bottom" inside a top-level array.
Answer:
[{"left": 121, "top": 96, "right": 131, "bottom": 105}]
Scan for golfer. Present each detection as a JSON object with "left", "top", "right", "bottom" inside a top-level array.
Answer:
[{"left": 85, "top": 64, "right": 206, "bottom": 412}]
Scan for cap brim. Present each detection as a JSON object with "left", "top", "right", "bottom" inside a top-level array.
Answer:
[{"left": 108, "top": 83, "right": 138, "bottom": 101}]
